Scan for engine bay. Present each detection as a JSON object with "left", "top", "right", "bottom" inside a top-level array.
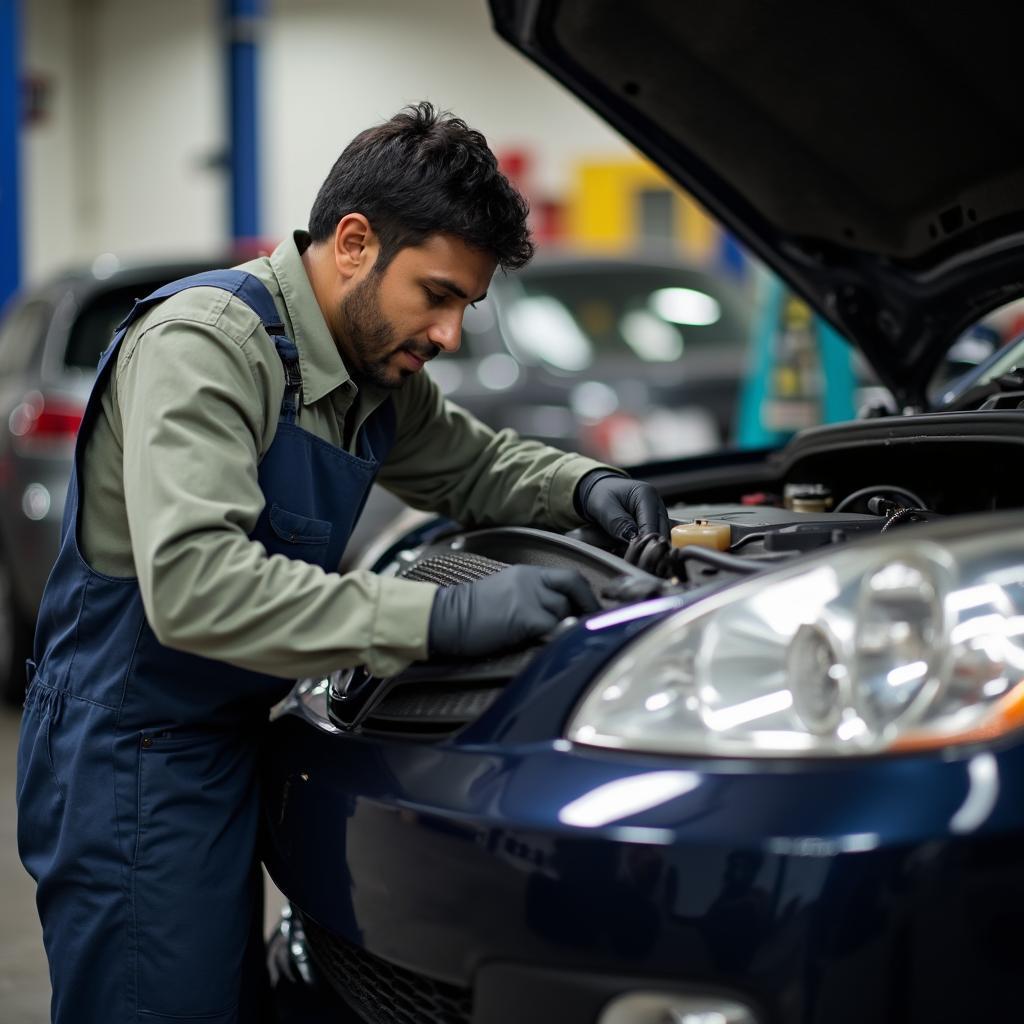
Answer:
[{"left": 323, "top": 411, "right": 1024, "bottom": 739}]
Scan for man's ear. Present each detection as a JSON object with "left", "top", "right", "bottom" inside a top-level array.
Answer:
[{"left": 333, "top": 213, "right": 378, "bottom": 279}]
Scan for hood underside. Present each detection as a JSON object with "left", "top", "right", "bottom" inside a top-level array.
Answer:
[{"left": 491, "top": 0, "right": 1024, "bottom": 407}]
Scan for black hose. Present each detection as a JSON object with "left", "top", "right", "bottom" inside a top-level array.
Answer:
[
  {"left": 624, "top": 533, "right": 674, "bottom": 576},
  {"left": 671, "top": 545, "right": 775, "bottom": 576},
  {"left": 624, "top": 532, "right": 794, "bottom": 582},
  {"left": 880, "top": 507, "right": 940, "bottom": 532},
  {"left": 834, "top": 484, "right": 927, "bottom": 514},
  {"left": 730, "top": 531, "right": 767, "bottom": 551}
]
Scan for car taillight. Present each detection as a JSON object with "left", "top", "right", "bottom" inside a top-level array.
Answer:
[{"left": 8, "top": 392, "right": 85, "bottom": 448}]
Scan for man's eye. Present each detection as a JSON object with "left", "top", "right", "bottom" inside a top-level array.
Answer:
[{"left": 425, "top": 289, "right": 445, "bottom": 306}]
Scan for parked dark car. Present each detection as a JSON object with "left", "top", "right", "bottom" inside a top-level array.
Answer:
[
  {"left": 262, "top": 2, "right": 1024, "bottom": 1023},
  {"left": 440, "top": 250, "right": 754, "bottom": 462}
]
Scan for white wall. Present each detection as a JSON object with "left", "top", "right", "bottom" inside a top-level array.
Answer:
[
  {"left": 22, "top": 0, "right": 77, "bottom": 283},
  {"left": 22, "top": 0, "right": 634, "bottom": 282},
  {"left": 87, "top": 0, "right": 225, "bottom": 264},
  {"left": 23, "top": 0, "right": 224, "bottom": 281},
  {"left": 263, "top": 0, "right": 633, "bottom": 237}
]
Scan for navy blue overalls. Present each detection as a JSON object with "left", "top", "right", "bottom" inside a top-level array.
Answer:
[{"left": 16, "top": 271, "right": 395, "bottom": 1024}]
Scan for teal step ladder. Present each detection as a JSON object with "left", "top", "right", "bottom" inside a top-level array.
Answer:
[{"left": 736, "top": 272, "right": 856, "bottom": 448}]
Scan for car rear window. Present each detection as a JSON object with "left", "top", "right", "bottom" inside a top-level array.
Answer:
[
  {"left": 0, "top": 300, "right": 51, "bottom": 375},
  {"left": 63, "top": 285, "right": 154, "bottom": 370},
  {"left": 501, "top": 265, "right": 751, "bottom": 372}
]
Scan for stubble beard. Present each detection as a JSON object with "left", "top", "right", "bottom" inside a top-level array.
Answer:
[{"left": 339, "top": 274, "right": 435, "bottom": 390}]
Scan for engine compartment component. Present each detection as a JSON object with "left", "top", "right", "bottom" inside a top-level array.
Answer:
[
  {"left": 329, "top": 411, "right": 1024, "bottom": 741},
  {"left": 329, "top": 497, "right": 891, "bottom": 739},
  {"left": 783, "top": 482, "right": 833, "bottom": 512},
  {"left": 670, "top": 519, "right": 731, "bottom": 550}
]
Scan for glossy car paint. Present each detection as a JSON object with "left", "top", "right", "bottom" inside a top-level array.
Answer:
[
  {"left": 262, "top": 583, "right": 1024, "bottom": 1023},
  {"left": 262, "top": 3, "right": 1024, "bottom": 1017}
]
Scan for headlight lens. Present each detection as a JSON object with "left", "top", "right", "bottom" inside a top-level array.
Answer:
[{"left": 568, "top": 523, "right": 1024, "bottom": 756}]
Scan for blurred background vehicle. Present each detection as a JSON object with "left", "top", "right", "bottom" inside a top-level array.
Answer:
[
  {"left": 0, "top": 259, "right": 217, "bottom": 703},
  {"left": 0, "top": 249, "right": 752, "bottom": 703},
  {"left": 445, "top": 250, "right": 753, "bottom": 462}
]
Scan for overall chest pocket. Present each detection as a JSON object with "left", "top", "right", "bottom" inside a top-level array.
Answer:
[{"left": 266, "top": 504, "right": 332, "bottom": 564}]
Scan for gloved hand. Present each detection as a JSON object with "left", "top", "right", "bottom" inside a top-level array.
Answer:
[
  {"left": 575, "top": 470, "right": 670, "bottom": 542},
  {"left": 428, "top": 565, "right": 600, "bottom": 659}
]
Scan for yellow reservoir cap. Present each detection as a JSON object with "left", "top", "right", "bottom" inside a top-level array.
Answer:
[{"left": 670, "top": 519, "right": 731, "bottom": 551}]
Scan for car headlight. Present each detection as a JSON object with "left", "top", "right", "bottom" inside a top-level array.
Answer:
[{"left": 568, "top": 520, "right": 1024, "bottom": 756}]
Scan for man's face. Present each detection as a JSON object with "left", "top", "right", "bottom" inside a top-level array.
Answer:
[{"left": 337, "top": 233, "right": 496, "bottom": 389}]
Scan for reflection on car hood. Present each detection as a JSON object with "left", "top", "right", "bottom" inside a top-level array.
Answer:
[{"left": 490, "top": 0, "right": 1024, "bottom": 408}]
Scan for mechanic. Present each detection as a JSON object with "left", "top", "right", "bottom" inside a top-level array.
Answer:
[{"left": 16, "top": 102, "right": 670, "bottom": 1024}]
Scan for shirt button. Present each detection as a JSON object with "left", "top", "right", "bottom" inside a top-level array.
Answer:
[{"left": 141, "top": 736, "right": 153, "bottom": 749}]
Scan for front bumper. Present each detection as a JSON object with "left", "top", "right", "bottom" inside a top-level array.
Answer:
[{"left": 261, "top": 694, "right": 1024, "bottom": 1024}]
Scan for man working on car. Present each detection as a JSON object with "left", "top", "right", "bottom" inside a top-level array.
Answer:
[{"left": 17, "top": 102, "right": 669, "bottom": 1024}]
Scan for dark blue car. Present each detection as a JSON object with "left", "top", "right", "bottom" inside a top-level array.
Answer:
[{"left": 261, "top": 2, "right": 1024, "bottom": 1021}]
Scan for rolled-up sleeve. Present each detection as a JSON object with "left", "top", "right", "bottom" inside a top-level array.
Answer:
[
  {"left": 118, "top": 311, "right": 437, "bottom": 680},
  {"left": 378, "top": 371, "right": 614, "bottom": 530}
]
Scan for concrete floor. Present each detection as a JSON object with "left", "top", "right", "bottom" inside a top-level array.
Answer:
[
  {"left": 0, "top": 707, "right": 49, "bottom": 1024},
  {"left": 0, "top": 706, "right": 287, "bottom": 1023}
]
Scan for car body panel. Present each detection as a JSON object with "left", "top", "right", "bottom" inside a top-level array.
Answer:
[
  {"left": 264, "top": 431, "right": 1024, "bottom": 1021},
  {"left": 264, "top": 669, "right": 1024, "bottom": 1022}
]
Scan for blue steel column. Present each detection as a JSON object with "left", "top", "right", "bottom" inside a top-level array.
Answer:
[
  {"left": 0, "top": 0, "right": 21, "bottom": 312},
  {"left": 225, "top": 0, "right": 263, "bottom": 246}
]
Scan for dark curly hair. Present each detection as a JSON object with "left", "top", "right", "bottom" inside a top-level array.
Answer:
[{"left": 308, "top": 102, "right": 534, "bottom": 273}]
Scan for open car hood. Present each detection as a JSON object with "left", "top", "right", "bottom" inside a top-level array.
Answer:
[{"left": 490, "top": 0, "right": 1024, "bottom": 409}]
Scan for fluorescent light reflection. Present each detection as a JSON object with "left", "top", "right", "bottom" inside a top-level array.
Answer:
[
  {"left": 506, "top": 296, "right": 592, "bottom": 371},
  {"left": 585, "top": 598, "right": 682, "bottom": 632},
  {"left": 649, "top": 287, "right": 721, "bottom": 326},
  {"left": 558, "top": 771, "right": 700, "bottom": 828},
  {"left": 704, "top": 690, "right": 793, "bottom": 731},
  {"left": 886, "top": 660, "right": 928, "bottom": 688},
  {"left": 476, "top": 353, "right": 520, "bottom": 391},
  {"left": 951, "top": 614, "right": 1009, "bottom": 645},
  {"left": 950, "top": 752, "right": 999, "bottom": 834},
  {"left": 983, "top": 677, "right": 1010, "bottom": 697},
  {"left": 748, "top": 567, "right": 839, "bottom": 636},
  {"left": 644, "top": 692, "right": 673, "bottom": 711},
  {"left": 946, "top": 583, "right": 1012, "bottom": 615},
  {"left": 619, "top": 310, "right": 683, "bottom": 361},
  {"left": 836, "top": 716, "right": 867, "bottom": 741}
]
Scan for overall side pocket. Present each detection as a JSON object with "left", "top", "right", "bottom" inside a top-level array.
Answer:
[
  {"left": 265, "top": 504, "right": 332, "bottom": 564},
  {"left": 132, "top": 728, "right": 260, "bottom": 1019}
]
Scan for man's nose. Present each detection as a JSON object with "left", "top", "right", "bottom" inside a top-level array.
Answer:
[{"left": 427, "top": 311, "right": 463, "bottom": 353}]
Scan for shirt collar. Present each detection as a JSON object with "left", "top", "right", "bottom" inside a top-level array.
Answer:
[{"left": 268, "top": 230, "right": 352, "bottom": 406}]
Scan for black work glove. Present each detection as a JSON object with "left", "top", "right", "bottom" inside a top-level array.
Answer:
[
  {"left": 428, "top": 565, "right": 600, "bottom": 659},
  {"left": 574, "top": 469, "right": 670, "bottom": 542}
]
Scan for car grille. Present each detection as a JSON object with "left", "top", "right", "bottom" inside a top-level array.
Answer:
[
  {"left": 359, "top": 682, "right": 502, "bottom": 736},
  {"left": 399, "top": 550, "right": 509, "bottom": 586},
  {"left": 336, "top": 549, "right": 517, "bottom": 739},
  {"left": 301, "top": 913, "right": 472, "bottom": 1024}
]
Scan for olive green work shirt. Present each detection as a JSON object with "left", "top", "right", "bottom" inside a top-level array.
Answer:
[{"left": 78, "top": 232, "right": 610, "bottom": 680}]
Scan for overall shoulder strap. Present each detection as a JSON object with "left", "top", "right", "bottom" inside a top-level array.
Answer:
[
  {"left": 113, "top": 269, "right": 283, "bottom": 337},
  {"left": 110, "top": 269, "right": 302, "bottom": 421}
]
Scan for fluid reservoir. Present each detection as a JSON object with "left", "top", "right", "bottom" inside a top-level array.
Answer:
[
  {"left": 784, "top": 482, "right": 833, "bottom": 513},
  {"left": 671, "top": 519, "right": 731, "bottom": 551}
]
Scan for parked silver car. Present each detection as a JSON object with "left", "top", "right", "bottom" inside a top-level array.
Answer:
[{"left": 0, "top": 260, "right": 218, "bottom": 702}]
